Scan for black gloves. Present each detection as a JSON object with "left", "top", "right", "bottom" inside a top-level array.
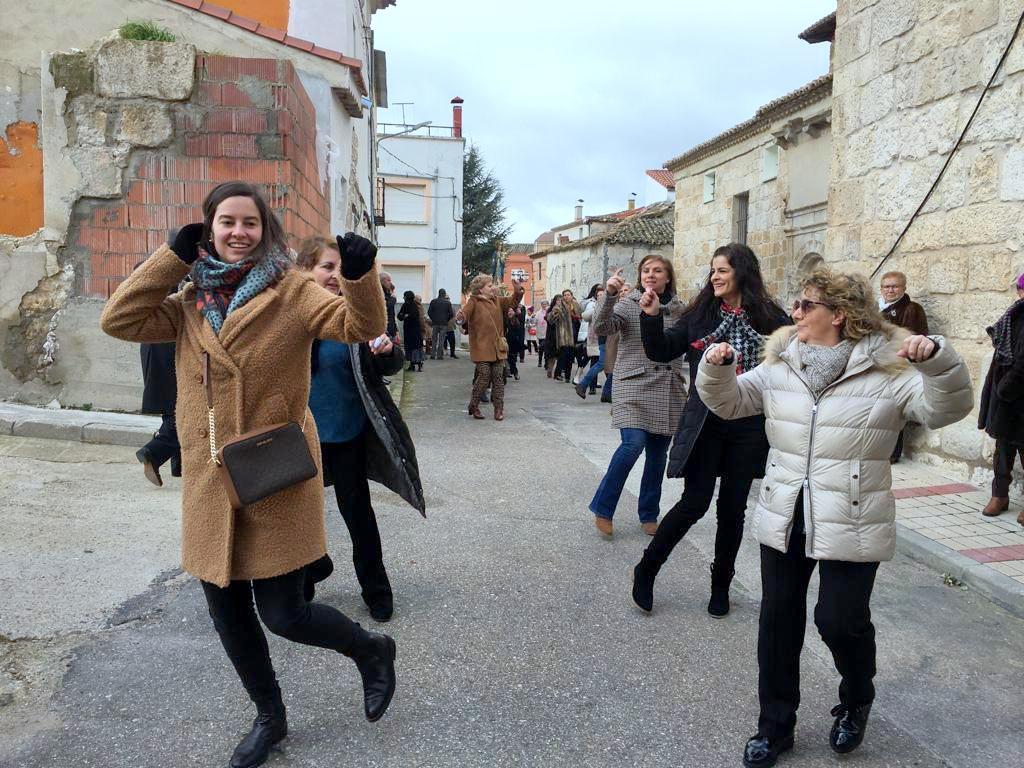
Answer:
[
  {"left": 169, "top": 223, "right": 205, "bottom": 265},
  {"left": 336, "top": 232, "right": 377, "bottom": 280}
]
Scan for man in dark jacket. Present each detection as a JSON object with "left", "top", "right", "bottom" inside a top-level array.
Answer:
[
  {"left": 979, "top": 274, "right": 1024, "bottom": 525},
  {"left": 880, "top": 270, "right": 929, "bottom": 462},
  {"left": 427, "top": 289, "right": 455, "bottom": 359},
  {"left": 381, "top": 271, "right": 398, "bottom": 340}
]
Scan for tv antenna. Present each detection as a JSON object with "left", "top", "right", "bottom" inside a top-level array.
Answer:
[{"left": 393, "top": 102, "right": 415, "bottom": 126}]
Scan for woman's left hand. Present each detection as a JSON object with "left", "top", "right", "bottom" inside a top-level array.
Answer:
[
  {"left": 897, "top": 334, "right": 936, "bottom": 362},
  {"left": 369, "top": 334, "right": 393, "bottom": 356}
]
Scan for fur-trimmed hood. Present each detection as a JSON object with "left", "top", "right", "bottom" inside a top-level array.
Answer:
[{"left": 762, "top": 322, "right": 912, "bottom": 376}]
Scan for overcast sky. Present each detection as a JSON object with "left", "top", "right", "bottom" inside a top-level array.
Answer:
[{"left": 373, "top": 1, "right": 835, "bottom": 243}]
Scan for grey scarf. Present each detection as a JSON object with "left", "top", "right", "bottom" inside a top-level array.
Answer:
[{"left": 798, "top": 340, "right": 855, "bottom": 395}]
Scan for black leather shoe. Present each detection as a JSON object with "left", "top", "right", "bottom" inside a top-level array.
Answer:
[
  {"left": 575, "top": 383, "right": 588, "bottom": 399},
  {"left": 367, "top": 593, "right": 394, "bottom": 623},
  {"left": 352, "top": 632, "right": 397, "bottom": 722},
  {"left": 230, "top": 701, "right": 287, "bottom": 768},
  {"left": 631, "top": 560, "right": 656, "bottom": 613},
  {"left": 830, "top": 703, "right": 871, "bottom": 754},
  {"left": 743, "top": 732, "right": 794, "bottom": 768}
]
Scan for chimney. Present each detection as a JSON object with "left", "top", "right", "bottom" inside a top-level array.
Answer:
[
  {"left": 627, "top": 199, "right": 636, "bottom": 211},
  {"left": 558, "top": 235, "right": 570, "bottom": 244},
  {"left": 451, "top": 97, "right": 464, "bottom": 138},
  {"left": 574, "top": 202, "right": 583, "bottom": 221}
]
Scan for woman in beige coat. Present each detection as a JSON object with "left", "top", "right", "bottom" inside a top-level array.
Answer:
[
  {"left": 101, "top": 181, "right": 396, "bottom": 768},
  {"left": 696, "top": 269, "right": 972, "bottom": 768}
]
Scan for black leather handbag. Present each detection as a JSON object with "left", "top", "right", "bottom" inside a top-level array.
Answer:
[{"left": 204, "top": 353, "right": 317, "bottom": 510}]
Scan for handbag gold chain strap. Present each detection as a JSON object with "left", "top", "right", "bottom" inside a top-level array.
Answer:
[{"left": 203, "top": 351, "right": 307, "bottom": 466}]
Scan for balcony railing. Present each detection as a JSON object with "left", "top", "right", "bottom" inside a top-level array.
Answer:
[{"left": 377, "top": 123, "right": 457, "bottom": 138}]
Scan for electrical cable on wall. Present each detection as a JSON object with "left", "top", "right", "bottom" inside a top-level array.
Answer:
[{"left": 870, "top": 7, "right": 1024, "bottom": 279}]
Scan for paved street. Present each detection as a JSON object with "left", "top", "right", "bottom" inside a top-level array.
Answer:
[{"left": 2, "top": 355, "right": 1023, "bottom": 768}]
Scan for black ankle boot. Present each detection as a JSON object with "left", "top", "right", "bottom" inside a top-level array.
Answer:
[
  {"left": 349, "top": 630, "right": 397, "bottom": 722},
  {"left": 830, "top": 702, "right": 871, "bottom": 754},
  {"left": 631, "top": 556, "right": 659, "bottom": 613},
  {"left": 743, "top": 732, "right": 794, "bottom": 768},
  {"left": 230, "top": 697, "right": 287, "bottom": 768},
  {"left": 707, "top": 562, "right": 734, "bottom": 618}
]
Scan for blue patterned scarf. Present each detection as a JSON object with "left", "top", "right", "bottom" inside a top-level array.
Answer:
[{"left": 190, "top": 245, "right": 290, "bottom": 335}]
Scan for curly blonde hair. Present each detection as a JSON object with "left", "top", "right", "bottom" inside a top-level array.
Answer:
[
  {"left": 801, "top": 268, "right": 884, "bottom": 342},
  {"left": 295, "top": 236, "right": 336, "bottom": 270},
  {"left": 468, "top": 274, "right": 493, "bottom": 295}
]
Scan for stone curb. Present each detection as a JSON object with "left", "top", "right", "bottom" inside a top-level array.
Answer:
[
  {"left": 896, "top": 522, "right": 1024, "bottom": 620},
  {"left": 0, "top": 403, "right": 159, "bottom": 448}
]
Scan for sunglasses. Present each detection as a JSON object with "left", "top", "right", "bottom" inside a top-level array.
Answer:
[{"left": 791, "top": 298, "right": 832, "bottom": 314}]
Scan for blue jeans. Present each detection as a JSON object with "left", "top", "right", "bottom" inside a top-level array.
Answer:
[
  {"left": 579, "top": 342, "right": 605, "bottom": 391},
  {"left": 589, "top": 428, "right": 671, "bottom": 523}
]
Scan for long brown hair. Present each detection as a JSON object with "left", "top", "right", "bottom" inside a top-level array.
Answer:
[
  {"left": 201, "top": 181, "right": 289, "bottom": 266},
  {"left": 636, "top": 254, "right": 676, "bottom": 296}
]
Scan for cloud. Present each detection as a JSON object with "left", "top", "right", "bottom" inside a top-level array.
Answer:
[{"left": 373, "top": 0, "right": 834, "bottom": 241}]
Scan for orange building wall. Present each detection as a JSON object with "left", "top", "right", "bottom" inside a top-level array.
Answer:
[
  {"left": 217, "top": 0, "right": 290, "bottom": 31},
  {"left": 0, "top": 122, "right": 44, "bottom": 237}
]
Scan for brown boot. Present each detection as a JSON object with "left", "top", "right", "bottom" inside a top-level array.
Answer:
[
  {"left": 468, "top": 403, "right": 484, "bottom": 420},
  {"left": 594, "top": 516, "right": 613, "bottom": 537},
  {"left": 982, "top": 496, "right": 1009, "bottom": 517},
  {"left": 494, "top": 406, "right": 504, "bottom": 421},
  {"left": 1017, "top": 508, "right": 1024, "bottom": 527}
]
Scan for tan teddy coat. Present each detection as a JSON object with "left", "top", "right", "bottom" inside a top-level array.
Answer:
[{"left": 100, "top": 244, "right": 386, "bottom": 586}]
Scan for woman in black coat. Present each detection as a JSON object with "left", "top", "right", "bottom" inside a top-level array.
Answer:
[
  {"left": 300, "top": 238, "right": 426, "bottom": 622},
  {"left": 979, "top": 273, "right": 1024, "bottom": 526},
  {"left": 398, "top": 290, "right": 425, "bottom": 371},
  {"left": 632, "top": 243, "right": 790, "bottom": 616}
]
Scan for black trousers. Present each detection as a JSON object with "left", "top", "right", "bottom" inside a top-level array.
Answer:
[
  {"left": 144, "top": 413, "right": 180, "bottom": 470},
  {"left": 992, "top": 439, "right": 1024, "bottom": 497},
  {"left": 445, "top": 330, "right": 457, "bottom": 356},
  {"left": 757, "top": 530, "right": 879, "bottom": 739},
  {"left": 322, "top": 434, "right": 392, "bottom": 605},
  {"left": 644, "top": 421, "right": 756, "bottom": 573},
  {"left": 507, "top": 352, "right": 519, "bottom": 377},
  {"left": 537, "top": 343, "right": 547, "bottom": 367},
  {"left": 554, "top": 346, "right": 574, "bottom": 379},
  {"left": 202, "top": 568, "right": 363, "bottom": 705}
]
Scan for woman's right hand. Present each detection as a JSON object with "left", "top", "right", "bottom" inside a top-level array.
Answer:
[
  {"left": 706, "top": 342, "right": 736, "bottom": 366},
  {"left": 639, "top": 287, "right": 660, "bottom": 316},
  {"left": 606, "top": 268, "right": 625, "bottom": 297}
]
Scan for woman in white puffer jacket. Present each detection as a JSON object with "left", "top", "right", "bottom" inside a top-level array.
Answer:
[{"left": 696, "top": 268, "right": 972, "bottom": 768}]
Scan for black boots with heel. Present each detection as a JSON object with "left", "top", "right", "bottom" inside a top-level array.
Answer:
[
  {"left": 707, "top": 561, "right": 735, "bottom": 618},
  {"left": 230, "top": 695, "right": 287, "bottom": 768}
]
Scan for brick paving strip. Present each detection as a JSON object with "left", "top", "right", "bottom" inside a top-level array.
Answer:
[
  {"left": 890, "top": 463, "right": 1024, "bottom": 617},
  {"left": 3, "top": 398, "right": 1022, "bottom": 616}
]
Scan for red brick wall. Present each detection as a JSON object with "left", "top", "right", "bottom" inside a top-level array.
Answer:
[{"left": 73, "top": 55, "right": 330, "bottom": 299}]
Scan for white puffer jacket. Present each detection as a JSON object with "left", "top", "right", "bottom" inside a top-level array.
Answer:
[{"left": 695, "top": 325, "right": 973, "bottom": 562}]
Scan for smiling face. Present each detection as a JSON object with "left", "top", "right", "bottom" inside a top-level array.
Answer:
[
  {"left": 311, "top": 247, "right": 341, "bottom": 295},
  {"left": 793, "top": 287, "right": 844, "bottom": 346},
  {"left": 211, "top": 196, "right": 263, "bottom": 263},
  {"left": 640, "top": 258, "right": 670, "bottom": 294},
  {"left": 709, "top": 255, "right": 739, "bottom": 303}
]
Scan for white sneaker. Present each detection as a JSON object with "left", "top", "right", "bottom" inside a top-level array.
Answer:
[{"left": 572, "top": 375, "right": 580, "bottom": 385}]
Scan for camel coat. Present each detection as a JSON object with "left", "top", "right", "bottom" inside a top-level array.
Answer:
[
  {"left": 100, "top": 244, "right": 386, "bottom": 586},
  {"left": 461, "top": 285, "right": 524, "bottom": 362}
]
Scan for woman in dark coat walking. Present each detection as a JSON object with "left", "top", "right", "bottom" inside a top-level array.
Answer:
[
  {"left": 632, "top": 243, "right": 790, "bottom": 617},
  {"left": 979, "top": 272, "right": 1024, "bottom": 526},
  {"left": 398, "top": 290, "right": 425, "bottom": 371},
  {"left": 299, "top": 237, "right": 426, "bottom": 622},
  {"left": 505, "top": 304, "right": 526, "bottom": 380}
]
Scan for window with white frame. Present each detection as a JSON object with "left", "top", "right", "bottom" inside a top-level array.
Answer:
[
  {"left": 383, "top": 179, "right": 430, "bottom": 223},
  {"left": 762, "top": 145, "right": 779, "bottom": 182},
  {"left": 703, "top": 171, "right": 716, "bottom": 203}
]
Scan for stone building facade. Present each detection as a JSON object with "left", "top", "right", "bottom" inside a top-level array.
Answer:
[
  {"left": 826, "top": 0, "right": 1024, "bottom": 487},
  {"left": 666, "top": 75, "right": 832, "bottom": 299}
]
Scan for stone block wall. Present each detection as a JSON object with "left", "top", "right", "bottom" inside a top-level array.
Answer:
[{"left": 828, "top": 0, "right": 1024, "bottom": 484}]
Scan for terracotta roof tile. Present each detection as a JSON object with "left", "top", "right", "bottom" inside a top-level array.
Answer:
[
  {"left": 799, "top": 12, "right": 837, "bottom": 43},
  {"left": 646, "top": 169, "right": 675, "bottom": 189},
  {"left": 538, "top": 202, "right": 674, "bottom": 256},
  {"left": 163, "top": 0, "right": 364, "bottom": 80}
]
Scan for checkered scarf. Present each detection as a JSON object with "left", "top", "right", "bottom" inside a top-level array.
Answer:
[
  {"left": 190, "top": 245, "right": 289, "bottom": 335},
  {"left": 987, "top": 298, "right": 1024, "bottom": 365},
  {"left": 690, "top": 303, "right": 765, "bottom": 374}
]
